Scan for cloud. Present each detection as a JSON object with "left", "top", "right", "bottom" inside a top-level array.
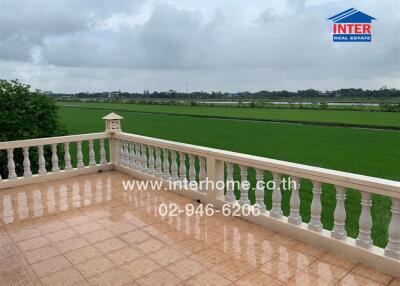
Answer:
[{"left": 0, "top": 0, "right": 399, "bottom": 92}]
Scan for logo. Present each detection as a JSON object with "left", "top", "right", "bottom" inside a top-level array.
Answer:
[{"left": 327, "top": 8, "right": 376, "bottom": 42}]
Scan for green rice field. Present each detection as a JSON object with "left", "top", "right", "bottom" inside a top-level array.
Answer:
[
  {"left": 58, "top": 101, "right": 400, "bottom": 129},
  {"left": 58, "top": 104, "right": 400, "bottom": 248}
]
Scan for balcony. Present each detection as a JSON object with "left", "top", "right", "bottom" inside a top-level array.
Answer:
[{"left": 0, "top": 113, "right": 399, "bottom": 286}]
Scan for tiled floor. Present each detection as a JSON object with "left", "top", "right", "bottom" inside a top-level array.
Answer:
[{"left": 0, "top": 171, "right": 398, "bottom": 286}]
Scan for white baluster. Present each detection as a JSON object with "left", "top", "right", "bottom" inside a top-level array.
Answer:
[
  {"left": 179, "top": 152, "right": 187, "bottom": 182},
  {"left": 171, "top": 151, "right": 179, "bottom": 180},
  {"left": 135, "top": 143, "right": 142, "bottom": 169},
  {"left": 141, "top": 144, "right": 148, "bottom": 171},
  {"left": 123, "top": 141, "right": 129, "bottom": 166},
  {"left": 88, "top": 140, "right": 96, "bottom": 166},
  {"left": 270, "top": 173, "right": 282, "bottom": 218},
  {"left": 7, "top": 148, "right": 17, "bottom": 179},
  {"left": 148, "top": 146, "right": 155, "bottom": 173},
  {"left": 64, "top": 142, "right": 72, "bottom": 170},
  {"left": 155, "top": 148, "right": 162, "bottom": 176},
  {"left": 119, "top": 140, "right": 124, "bottom": 165},
  {"left": 188, "top": 155, "right": 196, "bottom": 184},
  {"left": 356, "top": 191, "right": 373, "bottom": 248},
  {"left": 288, "top": 177, "right": 301, "bottom": 225},
  {"left": 239, "top": 165, "right": 250, "bottom": 205},
  {"left": 129, "top": 142, "right": 135, "bottom": 168},
  {"left": 100, "top": 139, "right": 107, "bottom": 164},
  {"left": 77, "top": 141, "right": 84, "bottom": 168},
  {"left": 199, "top": 157, "right": 206, "bottom": 192},
  {"left": 0, "top": 172, "right": 2, "bottom": 181},
  {"left": 255, "top": 169, "right": 266, "bottom": 212},
  {"left": 385, "top": 198, "right": 400, "bottom": 259},
  {"left": 225, "top": 162, "right": 235, "bottom": 202},
  {"left": 38, "top": 145, "right": 46, "bottom": 175},
  {"left": 332, "top": 186, "right": 347, "bottom": 239},
  {"left": 23, "top": 147, "right": 32, "bottom": 177},
  {"left": 162, "top": 149, "right": 170, "bottom": 179},
  {"left": 308, "top": 181, "right": 322, "bottom": 232},
  {"left": 51, "top": 144, "right": 59, "bottom": 172}
]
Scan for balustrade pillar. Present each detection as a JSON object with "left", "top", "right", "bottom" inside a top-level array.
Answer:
[
  {"left": 332, "top": 186, "right": 347, "bottom": 240},
  {"left": 51, "top": 144, "right": 59, "bottom": 172},
  {"left": 171, "top": 151, "right": 179, "bottom": 180},
  {"left": 38, "top": 145, "right": 46, "bottom": 175},
  {"left": 385, "top": 198, "right": 400, "bottom": 259},
  {"left": 162, "top": 149, "right": 170, "bottom": 179},
  {"left": 88, "top": 140, "right": 96, "bottom": 166},
  {"left": 23, "top": 147, "right": 32, "bottom": 177},
  {"left": 64, "top": 142, "right": 72, "bottom": 170},
  {"left": 179, "top": 152, "right": 187, "bottom": 182},
  {"left": 239, "top": 165, "right": 250, "bottom": 205},
  {"left": 7, "top": 148, "right": 16, "bottom": 179},
  {"left": 148, "top": 146, "right": 155, "bottom": 173},
  {"left": 198, "top": 157, "right": 206, "bottom": 192},
  {"left": 308, "top": 181, "right": 322, "bottom": 232},
  {"left": 129, "top": 142, "right": 135, "bottom": 168},
  {"left": 255, "top": 169, "right": 266, "bottom": 212},
  {"left": 123, "top": 141, "right": 129, "bottom": 166},
  {"left": 141, "top": 144, "right": 148, "bottom": 171},
  {"left": 188, "top": 155, "right": 196, "bottom": 184},
  {"left": 155, "top": 148, "right": 162, "bottom": 176},
  {"left": 77, "top": 141, "right": 84, "bottom": 168},
  {"left": 118, "top": 140, "right": 124, "bottom": 165},
  {"left": 225, "top": 162, "right": 235, "bottom": 202},
  {"left": 270, "top": 173, "right": 283, "bottom": 218},
  {"left": 288, "top": 177, "right": 301, "bottom": 225},
  {"left": 135, "top": 143, "right": 142, "bottom": 169},
  {"left": 356, "top": 191, "right": 373, "bottom": 248},
  {"left": 99, "top": 139, "right": 107, "bottom": 164}
]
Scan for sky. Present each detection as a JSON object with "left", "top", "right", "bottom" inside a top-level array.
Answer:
[{"left": 0, "top": 0, "right": 399, "bottom": 93}]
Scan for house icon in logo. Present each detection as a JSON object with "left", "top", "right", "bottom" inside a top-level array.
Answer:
[{"left": 328, "top": 8, "right": 376, "bottom": 42}]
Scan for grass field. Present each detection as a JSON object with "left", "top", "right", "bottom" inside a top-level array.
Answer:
[
  {"left": 58, "top": 101, "right": 400, "bottom": 129},
  {"left": 59, "top": 105, "right": 400, "bottom": 248}
]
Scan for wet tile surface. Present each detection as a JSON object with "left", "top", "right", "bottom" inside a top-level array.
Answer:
[{"left": 0, "top": 171, "right": 396, "bottom": 285}]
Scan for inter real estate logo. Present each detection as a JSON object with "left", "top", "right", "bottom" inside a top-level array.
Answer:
[{"left": 328, "top": 8, "right": 376, "bottom": 42}]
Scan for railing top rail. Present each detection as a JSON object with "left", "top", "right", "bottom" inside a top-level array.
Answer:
[
  {"left": 0, "top": 132, "right": 108, "bottom": 150},
  {"left": 115, "top": 132, "right": 400, "bottom": 198}
]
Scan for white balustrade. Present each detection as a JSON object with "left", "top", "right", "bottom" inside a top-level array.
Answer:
[
  {"left": 51, "top": 144, "right": 59, "bottom": 172},
  {"left": 270, "top": 173, "right": 282, "bottom": 218},
  {"left": 239, "top": 165, "right": 250, "bottom": 205},
  {"left": 288, "top": 177, "right": 301, "bottom": 225},
  {"left": 118, "top": 140, "right": 124, "bottom": 165},
  {"left": 385, "top": 199, "right": 400, "bottom": 259},
  {"left": 162, "top": 149, "right": 170, "bottom": 179},
  {"left": 155, "top": 148, "right": 162, "bottom": 176},
  {"left": 64, "top": 142, "right": 72, "bottom": 170},
  {"left": 23, "top": 147, "right": 32, "bottom": 177},
  {"left": 332, "top": 186, "right": 347, "bottom": 239},
  {"left": 171, "top": 151, "right": 179, "bottom": 180},
  {"left": 148, "top": 146, "right": 155, "bottom": 173},
  {"left": 308, "top": 181, "right": 322, "bottom": 232},
  {"left": 188, "top": 155, "right": 196, "bottom": 184},
  {"left": 77, "top": 141, "right": 84, "bottom": 168},
  {"left": 129, "top": 142, "right": 135, "bottom": 168},
  {"left": 255, "top": 169, "right": 266, "bottom": 212},
  {"left": 100, "top": 139, "right": 107, "bottom": 164},
  {"left": 7, "top": 148, "right": 16, "bottom": 179},
  {"left": 38, "top": 145, "right": 46, "bottom": 175},
  {"left": 88, "top": 140, "right": 96, "bottom": 166},
  {"left": 225, "top": 162, "right": 235, "bottom": 202},
  {"left": 123, "top": 141, "right": 129, "bottom": 167},
  {"left": 141, "top": 144, "right": 148, "bottom": 171},
  {"left": 135, "top": 143, "right": 142, "bottom": 169},
  {"left": 356, "top": 191, "right": 373, "bottom": 248},
  {"left": 179, "top": 152, "right": 187, "bottom": 182}
]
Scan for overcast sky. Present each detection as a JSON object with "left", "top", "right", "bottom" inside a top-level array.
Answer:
[{"left": 1, "top": 0, "right": 399, "bottom": 93}]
